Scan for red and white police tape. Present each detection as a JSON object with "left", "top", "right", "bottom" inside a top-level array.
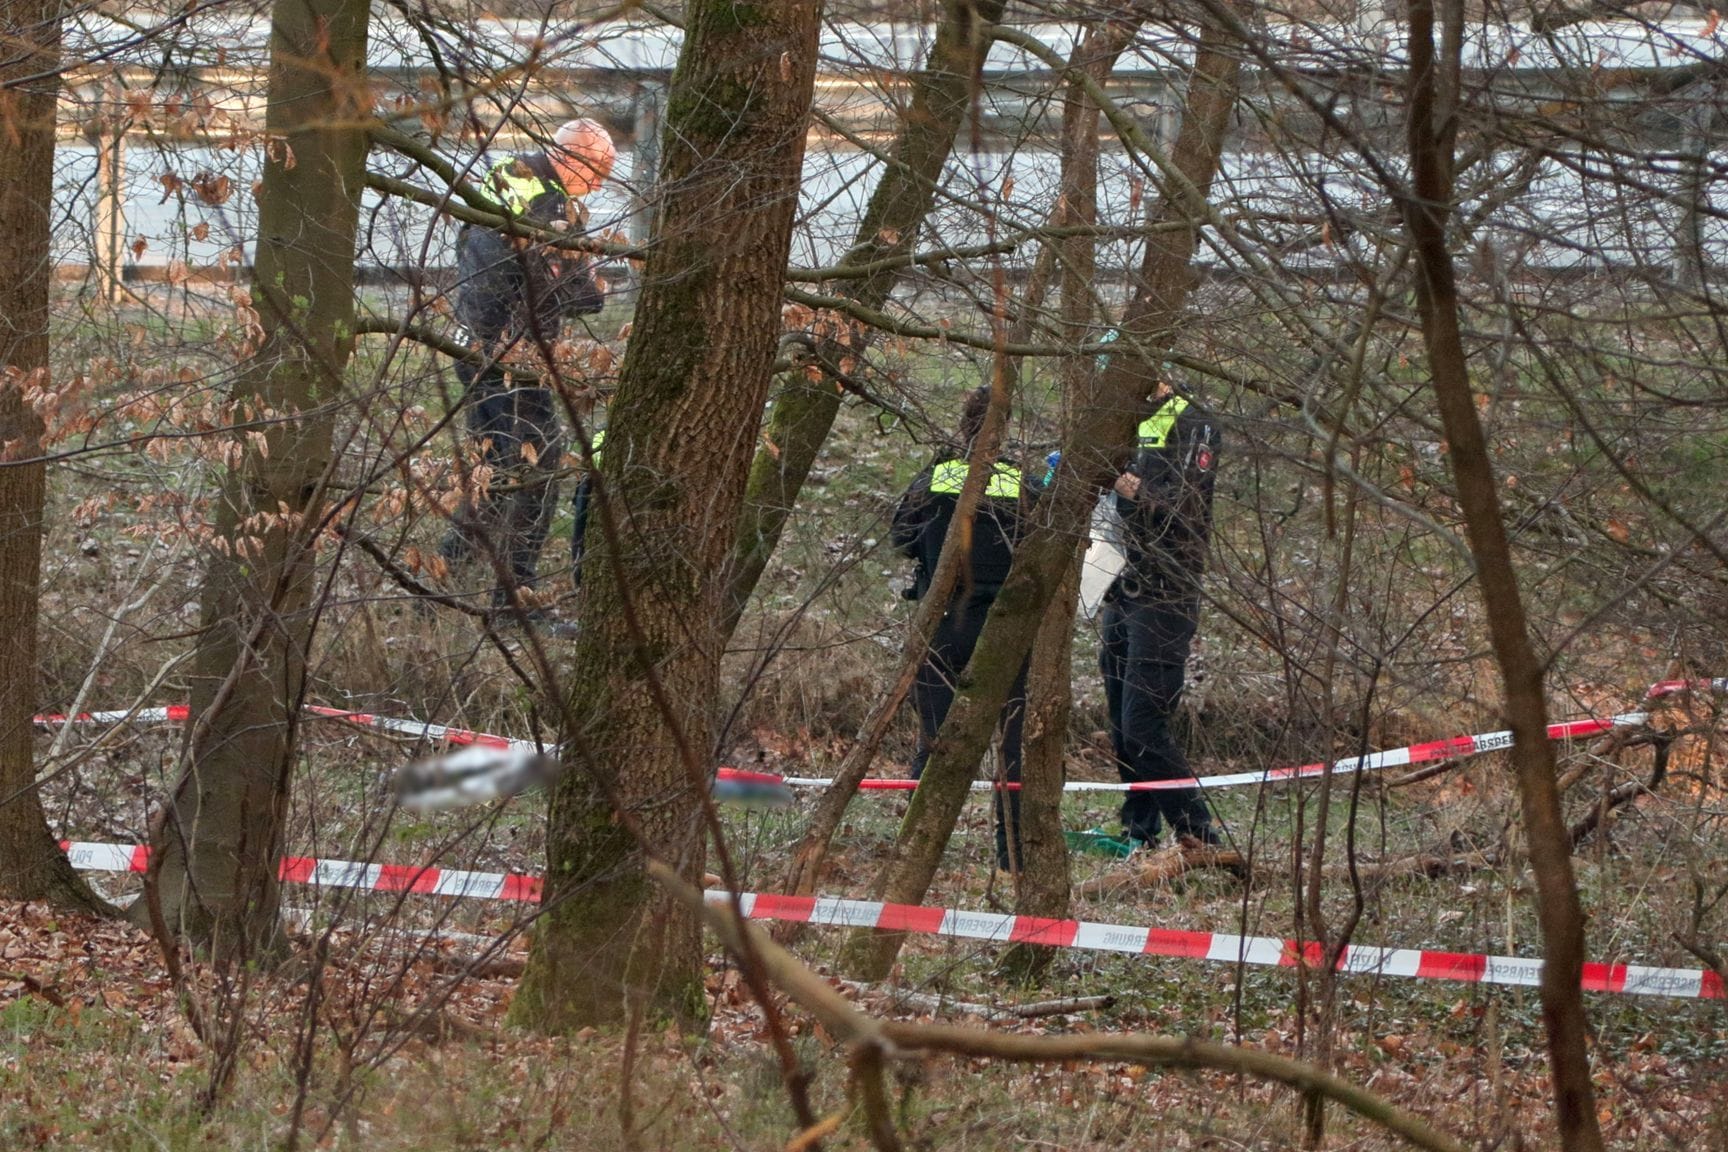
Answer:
[
  {"left": 31, "top": 703, "right": 537, "bottom": 752},
  {"left": 57, "top": 840, "right": 1723, "bottom": 1002},
  {"left": 59, "top": 840, "right": 545, "bottom": 903},
  {"left": 1644, "top": 677, "right": 1728, "bottom": 699},
  {"left": 40, "top": 687, "right": 1716, "bottom": 796},
  {"left": 788, "top": 712, "right": 1648, "bottom": 793}
]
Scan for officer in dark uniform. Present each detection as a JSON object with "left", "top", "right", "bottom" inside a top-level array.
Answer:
[
  {"left": 892, "top": 387, "right": 1036, "bottom": 871},
  {"left": 1100, "top": 381, "right": 1223, "bottom": 847},
  {"left": 439, "top": 119, "right": 614, "bottom": 612}
]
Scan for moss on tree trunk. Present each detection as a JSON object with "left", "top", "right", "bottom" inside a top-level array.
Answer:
[
  {"left": 511, "top": 0, "right": 824, "bottom": 1033},
  {"left": 997, "top": 21, "right": 1140, "bottom": 981}
]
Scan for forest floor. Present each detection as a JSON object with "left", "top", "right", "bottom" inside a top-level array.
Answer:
[
  {"left": 5, "top": 710, "right": 1727, "bottom": 1150},
  {"left": 7, "top": 287, "right": 1728, "bottom": 1148}
]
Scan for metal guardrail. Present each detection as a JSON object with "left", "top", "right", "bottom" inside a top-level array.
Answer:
[
  {"left": 50, "top": 15, "right": 1728, "bottom": 287},
  {"left": 56, "top": 14, "right": 1728, "bottom": 139}
]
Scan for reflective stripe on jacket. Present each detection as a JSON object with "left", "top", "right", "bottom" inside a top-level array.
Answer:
[
  {"left": 482, "top": 157, "right": 559, "bottom": 216},
  {"left": 1135, "top": 395, "right": 1189, "bottom": 450},
  {"left": 929, "top": 458, "right": 1023, "bottom": 499},
  {"left": 892, "top": 458, "right": 1033, "bottom": 600},
  {"left": 454, "top": 152, "right": 604, "bottom": 342},
  {"left": 1113, "top": 395, "right": 1219, "bottom": 600}
]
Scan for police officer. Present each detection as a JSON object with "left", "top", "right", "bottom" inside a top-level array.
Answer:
[
  {"left": 440, "top": 118, "right": 615, "bottom": 613},
  {"left": 1100, "top": 379, "right": 1223, "bottom": 847},
  {"left": 892, "top": 387, "right": 1035, "bottom": 871}
]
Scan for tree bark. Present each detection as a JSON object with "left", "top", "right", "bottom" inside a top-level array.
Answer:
[
  {"left": 1396, "top": 0, "right": 1606, "bottom": 1147},
  {"left": 510, "top": 0, "right": 824, "bottom": 1032},
  {"left": 718, "top": 0, "right": 1010, "bottom": 918},
  {"left": 998, "top": 23, "right": 1137, "bottom": 976},
  {"left": 1019, "top": 14, "right": 1140, "bottom": 897},
  {"left": 994, "top": 554, "right": 1079, "bottom": 980},
  {"left": 722, "top": 0, "right": 1008, "bottom": 632},
  {"left": 844, "top": 13, "right": 1247, "bottom": 980},
  {"left": 776, "top": 15, "right": 1121, "bottom": 909},
  {"left": 141, "top": 0, "right": 371, "bottom": 957},
  {"left": 0, "top": 0, "right": 108, "bottom": 912},
  {"left": 782, "top": 19, "right": 1139, "bottom": 933},
  {"left": 773, "top": 396, "right": 1008, "bottom": 911}
]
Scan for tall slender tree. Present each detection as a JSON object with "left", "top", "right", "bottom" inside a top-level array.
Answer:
[
  {"left": 1001, "top": 21, "right": 1142, "bottom": 968},
  {"left": 723, "top": 0, "right": 1009, "bottom": 633},
  {"left": 761, "top": 0, "right": 1019, "bottom": 908},
  {"left": 1396, "top": 0, "right": 1604, "bottom": 1144},
  {"left": 0, "top": 0, "right": 108, "bottom": 912},
  {"left": 845, "top": 10, "right": 1249, "bottom": 979},
  {"left": 143, "top": 0, "right": 372, "bottom": 956},
  {"left": 511, "top": 0, "right": 825, "bottom": 1030}
]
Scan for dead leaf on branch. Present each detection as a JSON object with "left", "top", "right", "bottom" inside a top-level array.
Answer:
[{"left": 192, "top": 172, "right": 233, "bottom": 206}]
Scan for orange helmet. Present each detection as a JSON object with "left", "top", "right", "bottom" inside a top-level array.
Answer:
[{"left": 551, "top": 118, "right": 616, "bottom": 197}]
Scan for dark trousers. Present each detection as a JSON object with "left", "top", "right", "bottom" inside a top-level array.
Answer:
[
  {"left": 439, "top": 358, "right": 566, "bottom": 608},
  {"left": 1099, "top": 592, "right": 1215, "bottom": 843},
  {"left": 910, "top": 591, "right": 1029, "bottom": 870},
  {"left": 441, "top": 227, "right": 567, "bottom": 608}
]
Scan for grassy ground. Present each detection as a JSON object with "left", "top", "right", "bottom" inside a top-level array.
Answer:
[
  {"left": 10, "top": 281, "right": 1728, "bottom": 1148},
  {"left": 9, "top": 713, "right": 1726, "bottom": 1148}
]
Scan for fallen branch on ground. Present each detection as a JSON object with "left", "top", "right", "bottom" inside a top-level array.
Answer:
[
  {"left": 1567, "top": 780, "right": 1654, "bottom": 848},
  {"left": 1, "top": 970, "right": 67, "bottom": 1008},
  {"left": 1567, "top": 736, "right": 1671, "bottom": 849},
  {"left": 1386, "top": 757, "right": 1464, "bottom": 788},
  {"left": 379, "top": 1004, "right": 495, "bottom": 1046},
  {"left": 1010, "top": 995, "right": 1116, "bottom": 1017},
  {"left": 1323, "top": 851, "right": 1498, "bottom": 883},
  {"left": 1075, "top": 843, "right": 1247, "bottom": 899},
  {"left": 1555, "top": 721, "right": 1657, "bottom": 796},
  {"left": 651, "top": 861, "right": 1467, "bottom": 1152},
  {"left": 839, "top": 982, "right": 1114, "bottom": 1019}
]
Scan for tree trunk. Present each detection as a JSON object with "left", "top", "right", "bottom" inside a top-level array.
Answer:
[
  {"left": 998, "top": 22, "right": 1135, "bottom": 976},
  {"left": 994, "top": 553, "right": 1080, "bottom": 982},
  {"left": 774, "top": 400, "right": 1011, "bottom": 911},
  {"left": 1396, "top": 1, "right": 1605, "bottom": 1147},
  {"left": 141, "top": 0, "right": 371, "bottom": 957},
  {"left": 722, "top": 0, "right": 1008, "bottom": 632},
  {"left": 1020, "top": 18, "right": 1136, "bottom": 897},
  {"left": 777, "top": 17, "right": 1136, "bottom": 920},
  {"left": 761, "top": 0, "right": 1017, "bottom": 911},
  {"left": 0, "top": 0, "right": 108, "bottom": 912},
  {"left": 844, "top": 12, "right": 1246, "bottom": 980},
  {"left": 510, "top": 0, "right": 824, "bottom": 1032}
]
